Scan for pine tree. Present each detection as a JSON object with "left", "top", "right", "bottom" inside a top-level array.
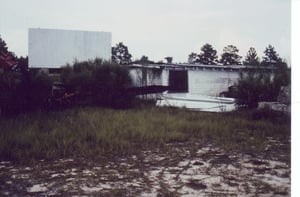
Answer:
[
  {"left": 188, "top": 52, "right": 197, "bottom": 64},
  {"left": 219, "top": 45, "right": 242, "bottom": 65},
  {"left": 112, "top": 42, "right": 132, "bottom": 65},
  {"left": 261, "top": 45, "right": 282, "bottom": 66},
  {"left": 0, "top": 35, "right": 8, "bottom": 53},
  {"left": 197, "top": 43, "right": 218, "bottom": 65},
  {"left": 243, "top": 47, "right": 260, "bottom": 66}
]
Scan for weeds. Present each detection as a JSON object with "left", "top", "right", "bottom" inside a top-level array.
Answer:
[{"left": 0, "top": 106, "right": 290, "bottom": 163}]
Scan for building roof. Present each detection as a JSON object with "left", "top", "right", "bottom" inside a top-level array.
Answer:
[{"left": 128, "top": 63, "right": 276, "bottom": 71}]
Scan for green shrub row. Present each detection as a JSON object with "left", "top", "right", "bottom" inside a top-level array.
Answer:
[
  {"left": 0, "top": 59, "right": 134, "bottom": 116},
  {"left": 61, "top": 59, "right": 133, "bottom": 108}
]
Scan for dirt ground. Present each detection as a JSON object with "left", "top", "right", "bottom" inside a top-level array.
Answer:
[{"left": 0, "top": 138, "right": 290, "bottom": 196}]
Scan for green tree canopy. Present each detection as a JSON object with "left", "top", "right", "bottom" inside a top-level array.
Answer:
[
  {"left": 219, "top": 45, "right": 242, "bottom": 65},
  {"left": 61, "top": 59, "right": 133, "bottom": 108},
  {"left": 196, "top": 43, "right": 218, "bottom": 65},
  {"left": 133, "top": 56, "right": 155, "bottom": 65},
  {"left": 261, "top": 45, "right": 283, "bottom": 66},
  {"left": 188, "top": 52, "right": 197, "bottom": 64},
  {"left": 243, "top": 47, "right": 260, "bottom": 66},
  {"left": 235, "top": 61, "right": 290, "bottom": 108},
  {"left": 112, "top": 42, "right": 132, "bottom": 65},
  {"left": 165, "top": 57, "right": 173, "bottom": 64},
  {"left": 0, "top": 35, "right": 8, "bottom": 54}
]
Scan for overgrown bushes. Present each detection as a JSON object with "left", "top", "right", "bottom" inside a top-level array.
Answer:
[
  {"left": 61, "top": 59, "right": 133, "bottom": 108},
  {"left": 0, "top": 58, "right": 134, "bottom": 116},
  {"left": 0, "top": 69, "right": 52, "bottom": 115},
  {"left": 0, "top": 106, "right": 290, "bottom": 162},
  {"left": 235, "top": 62, "right": 290, "bottom": 108}
]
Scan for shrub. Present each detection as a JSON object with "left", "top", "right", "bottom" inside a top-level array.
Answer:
[
  {"left": 0, "top": 68, "right": 53, "bottom": 115},
  {"left": 93, "top": 63, "right": 133, "bottom": 108},
  {"left": 235, "top": 63, "right": 290, "bottom": 108},
  {"left": 0, "top": 70, "right": 22, "bottom": 115},
  {"left": 61, "top": 60, "right": 95, "bottom": 94},
  {"left": 61, "top": 59, "right": 133, "bottom": 108},
  {"left": 27, "top": 70, "right": 53, "bottom": 110}
]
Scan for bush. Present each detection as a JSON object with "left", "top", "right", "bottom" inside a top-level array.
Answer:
[
  {"left": 61, "top": 60, "right": 96, "bottom": 94},
  {"left": 61, "top": 59, "right": 133, "bottom": 108},
  {"left": 0, "top": 70, "right": 22, "bottom": 115},
  {"left": 0, "top": 68, "right": 53, "bottom": 115},
  {"left": 250, "top": 107, "right": 290, "bottom": 124},
  {"left": 27, "top": 70, "right": 53, "bottom": 110},
  {"left": 93, "top": 64, "right": 133, "bottom": 108},
  {"left": 235, "top": 63, "right": 290, "bottom": 108},
  {"left": 1, "top": 58, "right": 133, "bottom": 116}
]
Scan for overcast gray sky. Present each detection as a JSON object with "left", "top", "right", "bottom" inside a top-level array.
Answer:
[{"left": 0, "top": 0, "right": 291, "bottom": 64}]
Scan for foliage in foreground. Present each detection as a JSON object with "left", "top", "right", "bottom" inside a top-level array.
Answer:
[
  {"left": 1, "top": 58, "right": 134, "bottom": 116},
  {"left": 61, "top": 59, "right": 133, "bottom": 108},
  {"left": 0, "top": 106, "right": 290, "bottom": 163},
  {"left": 235, "top": 62, "right": 290, "bottom": 108},
  {"left": 233, "top": 44, "right": 290, "bottom": 108},
  {"left": 0, "top": 69, "right": 53, "bottom": 115}
]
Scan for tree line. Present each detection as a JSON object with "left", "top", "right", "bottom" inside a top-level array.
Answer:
[
  {"left": 0, "top": 36, "right": 134, "bottom": 116},
  {"left": 187, "top": 44, "right": 290, "bottom": 108},
  {"left": 188, "top": 43, "right": 286, "bottom": 66},
  {"left": 112, "top": 42, "right": 155, "bottom": 65},
  {"left": 112, "top": 42, "right": 288, "bottom": 67},
  {"left": 112, "top": 41, "right": 291, "bottom": 108},
  {"left": 1, "top": 35, "right": 291, "bottom": 116}
]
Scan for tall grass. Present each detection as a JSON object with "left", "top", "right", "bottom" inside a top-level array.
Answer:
[{"left": 0, "top": 106, "right": 290, "bottom": 163}]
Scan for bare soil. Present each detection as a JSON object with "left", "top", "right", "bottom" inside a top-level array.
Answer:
[{"left": 0, "top": 138, "right": 290, "bottom": 196}]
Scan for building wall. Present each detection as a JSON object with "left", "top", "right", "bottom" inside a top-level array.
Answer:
[
  {"left": 129, "top": 66, "right": 240, "bottom": 97},
  {"left": 28, "top": 28, "right": 111, "bottom": 68},
  {"left": 188, "top": 69, "right": 239, "bottom": 96},
  {"left": 129, "top": 68, "right": 164, "bottom": 87}
]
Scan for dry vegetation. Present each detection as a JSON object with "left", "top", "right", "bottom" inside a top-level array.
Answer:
[{"left": 0, "top": 103, "right": 290, "bottom": 164}]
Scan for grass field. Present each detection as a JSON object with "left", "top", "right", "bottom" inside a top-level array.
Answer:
[{"left": 0, "top": 103, "right": 290, "bottom": 163}]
